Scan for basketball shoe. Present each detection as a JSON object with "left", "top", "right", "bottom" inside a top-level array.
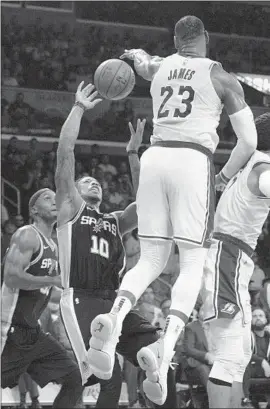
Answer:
[
  {"left": 88, "top": 313, "right": 122, "bottom": 380},
  {"left": 136, "top": 338, "right": 175, "bottom": 405}
]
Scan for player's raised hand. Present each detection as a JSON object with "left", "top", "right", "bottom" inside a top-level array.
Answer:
[
  {"left": 127, "top": 118, "right": 146, "bottom": 153},
  {"left": 215, "top": 172, "right": 229, "bottom": 192},
  {"left": 120, "top": 49, "right": 147, "bottom": 62},
  {"left": 75, "top": 82, "right": 102, "bottom": 111}
]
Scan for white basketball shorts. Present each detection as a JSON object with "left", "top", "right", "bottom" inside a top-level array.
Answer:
[{"left": 136, "top": 141, "right": 215, "bottom": 248}]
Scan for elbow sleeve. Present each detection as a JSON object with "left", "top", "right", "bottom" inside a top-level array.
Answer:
[{"left": 229, "top": 106, "right": 257, "bottom": 151}]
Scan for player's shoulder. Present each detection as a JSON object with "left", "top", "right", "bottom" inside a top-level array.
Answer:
[
  {"left": 10, "top": 225, "right": 39, "bottom": 249},
  {"left": 210, "top": 65, "right": 244, "bottom": 100}
]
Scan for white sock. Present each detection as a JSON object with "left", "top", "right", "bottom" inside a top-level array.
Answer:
[
  {"left": 162, "top": 314, "right": 185, "bottom": 353},
  {"left": 110, "top": 239, "right": 172, "bottom": 326},
  {"left": 111, "top": 295, "right": 133, "bottom": 325}
]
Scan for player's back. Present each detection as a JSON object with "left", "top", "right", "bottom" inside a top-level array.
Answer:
[
  {"left": 150, "top": 54, "right": 223, "bottom": 152},
  {"left": 215, "top": 150, "right": 270, "bottom": 249}
]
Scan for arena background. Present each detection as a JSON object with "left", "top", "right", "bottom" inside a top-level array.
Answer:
[{"left": 1, "top": 1, "right": 270, "bottom": 407}]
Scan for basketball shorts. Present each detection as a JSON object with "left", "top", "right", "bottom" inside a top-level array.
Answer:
[
  {"left": 137, "top": 141, "right": 215, "bottom": 248},
  {"left": 60, "top": 288, "right": 158, "bottom": 384},
  {"left": 1, "top": 325, "right": 78, "bottom": 389},
  {"left": 203, "top": 232, "right": 254, "bottom": 324}
]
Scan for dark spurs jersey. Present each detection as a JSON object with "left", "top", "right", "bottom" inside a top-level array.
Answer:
[
  {"left": 1, "top": 225, "right": 58, "bottom": 339},
  {"left": 57, "top": 202, "right": 126, "bottom": 290}
]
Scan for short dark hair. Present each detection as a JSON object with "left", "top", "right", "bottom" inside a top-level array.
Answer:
[
  {"left": 174, "top": 16, "right": 205, "bottom": 42},
  {"left": 255, "top": 112, "right": 270, "bottom": 152}
]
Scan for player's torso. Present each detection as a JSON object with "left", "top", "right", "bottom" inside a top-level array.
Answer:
[
  {"left": 214, "top": 151, "right": 270, "bottom": 249},
  {"left": 150, "top": 54, "right": 223, "bottom": 152},
  {"left": 2, "top": 226, "right": 58, "bottom": 330},
  {"left": 57, "top": 203, "right": 125, "bottom": 290}
]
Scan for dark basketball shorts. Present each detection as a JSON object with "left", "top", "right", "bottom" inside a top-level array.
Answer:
[
  {"left": 60, "top": 288, "right": 158, "bottom": 383},
  {"left": 1, "top": 325, "right": 79, "bottom": 389}
]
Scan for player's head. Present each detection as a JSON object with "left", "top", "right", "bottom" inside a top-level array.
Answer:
[
  {"left": 29, "top": 188, "right": 57, "bottom": 223},
  {"left": 75, "top": 176, "right": 102, "bottom": 205},
  {"left": 255, "top": 112, "right": 270, "bottom": 153},
  {"left": 174, "top": 16, "right": 208, "bottom": 56}
]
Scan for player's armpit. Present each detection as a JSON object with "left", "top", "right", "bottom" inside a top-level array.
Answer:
[
  {"left": 4, "top": 227, "right": 58, "bottom": 290},
  {"left": 113, "top": 202, "right": 138, "bottom": 237},
  {"left": 249, "top": 163, "right": 270, "bottom": 197}
]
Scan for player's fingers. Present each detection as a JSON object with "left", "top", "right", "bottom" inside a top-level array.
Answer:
[
  {"left": 140, "top": 118, "right": 146, "bottom": 130},
  {"left": 128, "top": 122, "right": 135, "bottom": 135},
  {"left": 84, "top": 83, "right": 95, "bottom": 96},
  {"left": 77, "top": 81, "right": 84, "bottom": 93},
  {"left": 88, "top": 90, "right": 99, "bottom": 101},
  {"left": 92, "top": 98, "right": 103, "bottom": 107}
]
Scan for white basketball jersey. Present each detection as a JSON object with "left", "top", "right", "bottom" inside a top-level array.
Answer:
[
  {"left": 215, "top": 151, "right": 270, "bottom": 249},
  {"left": 150, "top": 54, "right": 223, "bottom": 153}
]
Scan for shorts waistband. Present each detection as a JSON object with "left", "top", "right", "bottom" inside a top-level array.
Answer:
[
  {"left": 150, "top": 141, "right": 213, "bottom": 161},
  {"left": 213, "top": 232, "right": 254, "bottom": 258},
  {"left": 72, "top": 288, "right": 117, "bottom": 300}
]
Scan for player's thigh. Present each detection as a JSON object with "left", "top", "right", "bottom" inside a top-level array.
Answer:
[
  {"left": 1, "top": 337, "right": 31, "bottom": 389},
  {"left": 117, "top": 310, "right": 158, "bottom": 366},
  {"left": 137, "top": 147, "right": 173, "bottom": 240},
  {"left": 166, "top": 148, "right": 215, "bottom": 247},
  {"left": 27, "top": 331, "right": 79, "bottom": 388},
  {"left": 208, "top": 314, "right": 244, "bottom": 365}
]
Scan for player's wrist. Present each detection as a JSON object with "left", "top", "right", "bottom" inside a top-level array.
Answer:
[
  {"left": 127, "top": 149, "right": 138, "bottom": 156},
  {"left": 219, "top": 171, "right": 230, "bottom": 184},
  {"left": 73, "top": 101, "right": 87, "bottom": 113}
]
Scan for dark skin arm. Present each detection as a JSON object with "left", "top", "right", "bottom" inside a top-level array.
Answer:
[
  {"left": 114, "top": 119, "right": 146, "bottom": 236},
  {"left": 4, "top": 226, "right": 61, "bottom": 290},
  {"left": 55, "top": 82, "right": 102, "bottom": 227}
]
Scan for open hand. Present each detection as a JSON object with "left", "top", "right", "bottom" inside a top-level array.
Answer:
[
  {"left": 75, "top": 82, "right": 102, "bottom": 111},
  {"left": 127, "top": 118, "right": 146, "bottom": 153}
]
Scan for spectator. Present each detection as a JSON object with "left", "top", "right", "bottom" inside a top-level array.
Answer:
[
  {"left": 118, "top": 173, "right": 134, "bottom": 201},
  {"left": 27, "top": 138, "right": 40, "bottom": 165},
  {"left": 107, "top": 181, "right": 124, "bottom": 209},
  {"left": 88, "top": 156, "right": 100, "bottom": 178},
  {"left": 8, "top": 92, "right": 34, "bottom": 133},
  {"left": 1, "top": 68, "right": 18, "bottom": 87},
  {"left": 243, "top": 308, "right": 270, "bottom": 405},
  {"left": 1, "top": 204, "right": 9, "bottom": 227},
  {"left": 183, "top": 305, "right": 213, "bottom": 389},
  {"left": 98, "top": 154, "right": 118, "bottom": 176},
  {"left": 14, "top": 214, "right": 25, "bottom": 229},
  {"left": 1, "top": 219, "right": 17, "bottom": 258},
  {"left": 4, "top": 136, "right": 19, "bottom": 161},
  {"left": 75, "top": 160, "right": 85, "bottom": 180},
  {"left": 160, "top": 299, "right": 171, "bottom": 319}
]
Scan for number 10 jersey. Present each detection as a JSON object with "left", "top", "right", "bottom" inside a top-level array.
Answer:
[
  {"left": 150, "top": 54, "right": 223, "bottom": 153},
  {"left": 57, "top": 202, "right": 126, "bottom": 291}
]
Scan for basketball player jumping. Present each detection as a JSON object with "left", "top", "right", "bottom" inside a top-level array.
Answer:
[
  {"left": 1, "top": 188, "right": 83, "bottom": 408},
  {"left": 88, "top": 15, "right": 257, "bottom": 404},
  {"left": 203, "top": 112, "right": 270, "bottom": 408},
  {"left": 55, "top": 82, "right": 177, "bottom": 408}
]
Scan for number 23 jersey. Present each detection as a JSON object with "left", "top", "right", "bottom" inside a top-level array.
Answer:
[
  {"left": 57, "top": 202, "right": 126, "bottom": 291},
  {"left": 150, "top": 54, "right": 223, "bottom": 153}
]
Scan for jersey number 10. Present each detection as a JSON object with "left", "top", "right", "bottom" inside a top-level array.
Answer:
[
  {"left": 158, "top": 85, "right": 195, "bottom": 119},
  {"left": 91, "top": 235, "right": 109, "bottom": 259}
]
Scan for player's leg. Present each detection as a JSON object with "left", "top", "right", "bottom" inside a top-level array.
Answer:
[
  {"left": 89, "top": 147, "right": 173, "bottom": 379},
  {"left": 136, "top": 147, "right": 215, "bottom": 404},
  {"left": 27, "top": 330, "right": 83, "bottom": 408},
  {"left": 117, "top": 310, "right": 178, "bottom": 408},
  {"left": 206, "top": 315, "right": 245, "bottom": 408}
]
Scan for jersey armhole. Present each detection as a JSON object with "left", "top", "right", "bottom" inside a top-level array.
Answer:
[
  {"left": 242, "top": 160, "right": 270, "bottom": 199},
  {"left": 57, "top": 201, "right": 86, "bottom": 232},
  {"left": 28, "top": 227, "right": 43, "bottom": 267}
]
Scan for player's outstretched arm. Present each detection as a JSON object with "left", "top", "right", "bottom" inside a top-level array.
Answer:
[
  {"left": 120, "top": 49, "right": 163, "bottom": 81},
  {"left": 4, "top": 227, "right": 61, "bottom": 290},
  {"left": 114, "top": 118, "right": 146, "bottom": 236},
  {"left": 55, "top": 82, "right": 102, "bottom": 226},
  {"left": 212, "top": 66, "right": 257, "bottom": 187}
]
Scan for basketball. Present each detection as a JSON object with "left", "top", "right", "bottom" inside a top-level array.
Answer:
[{"left": 94, "top": 59, "right": 136, "bottom": 101}]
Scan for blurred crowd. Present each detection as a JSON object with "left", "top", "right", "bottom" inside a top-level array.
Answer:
[{"left": 2, "top": 7, "right": 270, "bottom": 95}]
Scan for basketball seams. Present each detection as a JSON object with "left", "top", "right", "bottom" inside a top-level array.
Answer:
[
  {"left": 95, "top": 62, "right": 112, "bottom": 97},
  {"left": 113, "top": 64, "right": 134, "bottom": 99},
  {"left": 106, "top": 60, "right": 125, "bottom": 98}
]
